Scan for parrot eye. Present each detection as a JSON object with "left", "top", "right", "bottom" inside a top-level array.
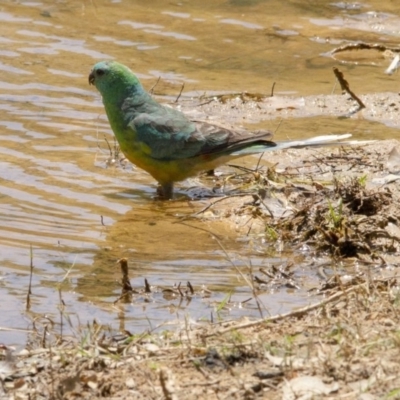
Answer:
[{"left": 96, "top": 69, "right": 105, "bottom": 77}]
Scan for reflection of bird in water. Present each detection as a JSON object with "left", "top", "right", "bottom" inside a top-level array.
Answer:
[{"left": 89, "top": 60, "right": 354, "bottom": 199}]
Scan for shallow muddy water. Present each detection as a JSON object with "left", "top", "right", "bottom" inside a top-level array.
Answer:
[{"left": 0, "top": 0, "right": 400, "bottom": 346}]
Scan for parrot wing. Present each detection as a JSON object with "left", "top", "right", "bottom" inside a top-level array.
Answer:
[
  {"left": 131, "top": 111, "right": 204, "bottom": 160},
  {"left": 131, "top": 109, "right": 274, "bottom": 161}
]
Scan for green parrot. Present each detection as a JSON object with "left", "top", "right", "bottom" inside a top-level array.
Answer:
[{"left": 88, "top": 61, "right": 351, "bottom": 199}]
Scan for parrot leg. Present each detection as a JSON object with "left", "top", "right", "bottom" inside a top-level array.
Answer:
[{"left": 157, "top": 182, "right": 174, "bottom": 200}]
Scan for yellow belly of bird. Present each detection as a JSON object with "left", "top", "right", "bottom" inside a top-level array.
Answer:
[
  {"left": 118, "top": 141, "right": 193, "bottom": 184},
  {"left": 115, "top": 129, "right": 238, "bottom": 185},
  {"left": 120, "top": 143, "right": 230, "bottom": 185}
]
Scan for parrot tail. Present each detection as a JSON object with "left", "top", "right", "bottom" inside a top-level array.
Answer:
[{"left": 230, "top": 134, "right": 373, "bottom": 156}]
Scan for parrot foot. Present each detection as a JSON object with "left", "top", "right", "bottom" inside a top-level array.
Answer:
[{"left": 156, "top": 182, "right": 174, "bottom": 200}]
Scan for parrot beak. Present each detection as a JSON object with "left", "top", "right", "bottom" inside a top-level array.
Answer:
[{"left": 88, "top": 71, "right": 95, "bottom": 85}]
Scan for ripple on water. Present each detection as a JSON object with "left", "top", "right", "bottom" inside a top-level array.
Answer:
[
  {"left": 118, "top": 20, "right": 197, "bottom": 41},
  {"left": 148, "top": 70, "right": 197, "bottom": 83},
  {"left": 161, "top": 11, "right": 191, "bottom": 19},
  {"left": 0, "top": 81, "right": 95, "bottom": 96},
  {"left": 0, "top": 62, "right": 33, "bottom": 75},
  {"left": 16, "top": 30, "right": 114, "bottom": 59},
  {"left": 92, "top": 35, "right": 148, "bottom": 48},
  {"left": 309, "top": 12, "right": 400, "bottom": 36},
  {"left": 0, "top": 50, "right": 20, "bottom": 57},
  {"left": 219, "top": 18, "right": 264, "bottom": 30},
  {"left": 0, "top": 12, "right": 30, "bottom": 22}
]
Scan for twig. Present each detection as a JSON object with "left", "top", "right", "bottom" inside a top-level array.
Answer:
[
  {"left": 194, "top": 193, "right": 252, "bottom": 216},
  {"left": 333, "top": 67, "right": 365, "bottom": 109},
  {"left": 159, "top": 368, "right": 178, "bottom": 400},
  {"left": 174, "top": 83, "right": 185, "bottom": 103},
  {"left": 270, "top": 82, "right": 276, "bottom": 97},
  {"left": 149, "top": 77, "right": 161, "bottom": 95},
  {"left": 331, "top": 42, "right": 400, "bottom": 56},
  {"left": 212, "top": 234, "right": 270, "bottom": 318},
  {"left": 144, "top": 278, "right": 151, "bottom": 293},
  {"left": 196, "top": 98, "right": 214, "bottom": 107},
  {"left": 117, "top": 258, "right": 133, "bottom": 292},
  {"left": 104, "top": 136, "right": 112, "bottom": 154},
  {"left": 26, "top": 244, "right": 34, "bottom": 311},
  {"left": 204, "top": 282, "right": 366, "bottom": 337},
  {"left": 0, "top": 326, "right": 32, "bottom": 333},
  {"left": 385, "top": 54, "right": 400, "bottom": 75},
  {"left": 58, "top": 288, "right": 65, "bottom": 341},
  {"left": 187, "top": 281, "right": 194, "bottom": 295}
]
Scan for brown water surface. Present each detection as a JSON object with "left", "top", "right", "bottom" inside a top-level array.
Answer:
[{"left": 1, "top": 0, "right": 399, "bottom": 346}]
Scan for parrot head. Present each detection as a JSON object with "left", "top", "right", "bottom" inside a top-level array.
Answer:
[{"left": 88, "top": 61, "right": 141, "bottom": 96}]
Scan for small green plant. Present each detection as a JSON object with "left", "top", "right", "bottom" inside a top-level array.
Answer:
[
  {"left": 215, "top": 292, "right": 232, "bottom": 317},
  {"left": 229, "top": 330, "right": 245, "bottom": 344},
  {"left": 148, "top": 361, "right": 160, "bottom": 370},
  {"left": 283, "top": 334, "right": 297, "bottom": 350},
  {"left": 192, "top": 359, "right": 202, "bottom": 370},
  {"left": 357, "top": 174, "right": 367, "bottom": 187},
  {"left": 265, "top": 225, "right": 279, "bottom": 241},
  {"left": 327, "top": 198, "right": 343, "bottom": 229},
  {"left": 385, "top": 387, "right": 400, "bottom": 399}
]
